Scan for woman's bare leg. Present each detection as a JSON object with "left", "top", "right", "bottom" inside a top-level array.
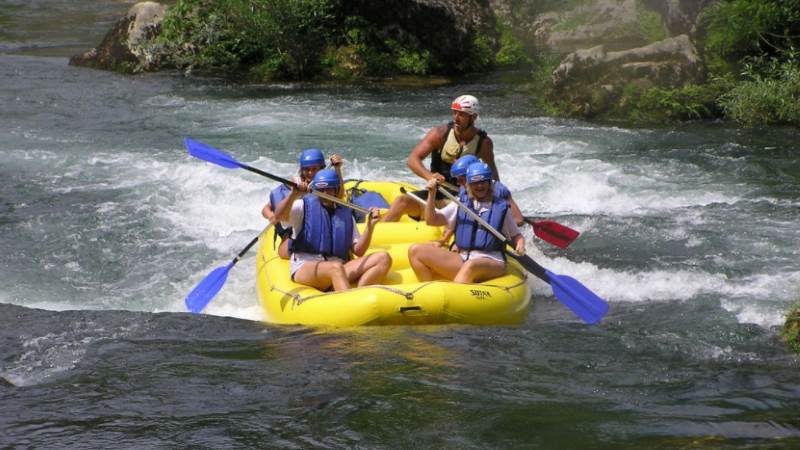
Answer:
[
  {"left": 454, "top": 258, "right": 506, "bottom": 284},
  {"left": 344, "top": 252, "right": 393, "bottom": 286},
  {"left": 408, "top": 243, "right": 464, "bottom": 281},
  {"left": 292, "top": 260, "right": 350, "bottom": 291}
]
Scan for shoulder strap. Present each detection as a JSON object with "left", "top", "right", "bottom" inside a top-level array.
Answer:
[
  {"left": 475, "top": 129, "right": 487, "bottom": 158},
  {"left": 430, "top": 122, "right": 454, "bottom": 175}
]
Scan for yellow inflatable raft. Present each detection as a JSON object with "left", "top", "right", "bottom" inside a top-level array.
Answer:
[{"left": 255, "top": 180, "right": 531, "bottom": 326}]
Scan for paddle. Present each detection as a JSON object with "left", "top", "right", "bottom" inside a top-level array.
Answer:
[
  {"left": 184, "top": 229, "right": 265, "bottom": 313},
  {"left": 524, "top": 218, "right": 580, "bottom": 249},
  {"left": 400, "top": 187, "right": 580, "bottom": 249},
  {"left": 183, "top": 136, "right": 369, "bottom": 215},
  {"left": 183, "top": 137, "right": 377, "bottom": 313},
  {"left": 436, "top": 186, "right": 609, "bottom": 324}
]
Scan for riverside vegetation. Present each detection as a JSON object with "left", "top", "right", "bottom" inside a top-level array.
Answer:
[{"left": 77, "top": 0, "right": 800, "bottom": 127}]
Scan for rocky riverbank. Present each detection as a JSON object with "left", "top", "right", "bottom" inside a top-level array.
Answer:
[{"left": 69, "top": 0, "right": 800, "bottom": 126}]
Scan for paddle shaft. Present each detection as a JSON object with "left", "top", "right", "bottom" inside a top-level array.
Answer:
[
  {"left": 239, "top": 164, "right": 369, "bottom": 215},
  {"left": 234, "top": 234, "right": 260, "bottom": 265},
  {"left": 436, "top": 186, "right": 548, "bottom": 281}
]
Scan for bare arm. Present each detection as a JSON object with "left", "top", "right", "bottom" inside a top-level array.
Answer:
[
  {"left": 507, "top": 194, "right": 524, "bottom": 226},
  {"left": 407, "top": 125, "right": 448, "bottom": 182},
  {"left": 330, "top": 153, "right": 344, "bottom": 198},
  {"left": 510, "top": 233, "right": 526, "bottom": 255},
  {"left": 477, "top": 135, "right": 500, "bottom": 181},
  {"left": 274, "top": 182, "right": 307, "bottom": 222},
  {"left": 352, "top": 209, "right": 379, "bottom": 257},
  {"left": 423, "top": 179, "right": 449, "bottom": 227},
  {"left": 261, "top": 201, "right": 275, "bottom": 222}
]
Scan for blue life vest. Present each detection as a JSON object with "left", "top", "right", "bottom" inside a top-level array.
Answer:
[
  {"left": 290, "top": 196, "right": 354, "bottom": 260},
  {"left": 350, "top": 190, "right": 389, "bottom": 222},
  {"left": 455, "top": 196, "right": 508, "bottom": 251},
  {"left": 458, "top": 180, "right": 510, "bottom": 203},
  {"left": 269, "top": 184, "right": 291, "bottom": 209},
  {"left": 269, "top": 184, "right": 293, "bottom": 238}
]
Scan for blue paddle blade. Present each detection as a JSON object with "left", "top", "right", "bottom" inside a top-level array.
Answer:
[
  {"left": 185, "top": 262, "right": 234, "bottom": 313},
  {"left": 184, "top": 136, "right": 241, "bottom": 169},
  {"left": 545, "top": 270, "right": 609, "bottom": 324}
]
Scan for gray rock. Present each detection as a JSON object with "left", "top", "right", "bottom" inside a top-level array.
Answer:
[
  {"left": 553, "top": 34, "right": 702, "bottom": 89},
  {"left": 69, "top": 2, "right": 166, "bottom": 73}
]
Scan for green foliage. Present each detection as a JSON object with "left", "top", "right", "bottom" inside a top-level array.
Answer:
[
  {"left": 157, "top": 0, "right": 335, "bottom": 79},
  {"left": 495, "top": 21, "right": 531, "bottom": 68},
  {"left": 528, "top": 52, "right": 566, "bottom": 114},
  {"left": 718, "top": 55, "right": 800, "bottom": 126},
  {"left": 623, "top": 77, "right": 734, "bottom": 122},
  {"left": 465, "top": 34, "right": 495, "bottom": 72},
  {"left": 781, "top": 302, "right": 800, "bottom": 353},
  {"left": 329, "top": 16, "right": 432, "bottom": 77},
  {"left": 636, "top": 2, "right": 665, "bottom": 44},
  {"left": 703, "top": 0, "right": 800, "bottom": 61},
  {"left": 387, "top": 40, "right": 431, "bottom": 75}
]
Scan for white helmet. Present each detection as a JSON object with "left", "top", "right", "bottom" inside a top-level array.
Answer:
[{"left": 451, "top": 95, "right": 479, "bottom": 115}]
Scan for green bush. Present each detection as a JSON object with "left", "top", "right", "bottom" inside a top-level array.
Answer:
[
  {"left": 157, "top": 0, "right": 335, "bottom": 79},
  {"left": 495, "top": 21, "right": 531, "bottom": 68},
  {"left": 703, "top": 0, "right": 800, "bottom": 61},
  {"left": 623, "top": 76, "right": 734, "bottom": 122},
  {"left": 637, "top": 2, "right": 665, "bottom": 44},
  {"left": 718, "top": 56, "right": 800, "bottom": 126},
  {"left": 330, "top": 16, "right": 432, "bottom": 77},
  {"left": 781, "top": 302, "right": 800, "bottom": 353}
]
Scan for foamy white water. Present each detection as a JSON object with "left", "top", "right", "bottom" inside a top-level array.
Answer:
[{"left": 2, "top": 55, "right": 799, "bottom": 329}]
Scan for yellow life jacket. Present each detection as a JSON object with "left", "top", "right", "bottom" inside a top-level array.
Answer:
[{"left": 431, "top": 122, "right": 487, "bottom": 184}]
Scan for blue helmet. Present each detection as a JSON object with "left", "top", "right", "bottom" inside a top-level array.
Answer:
[
  {"left": 450, "top": 154, "right": 479, "bottom": 178},
  {"left": 298, "top": 148, "right": 325, "bottom": 168},
  {"left": 311, "top": 169, "right": 340, "bottom": 190},
  {"left": 466, "top": 162, "right": 492, "bottom": 184}
]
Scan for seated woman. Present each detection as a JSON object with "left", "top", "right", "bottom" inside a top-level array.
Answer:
[
  {"left": 407, "top": 154, "right": 525, "bottom": 247},
  {"left": 408, "top": 162, "right": 526, "bottom": 283},
  {"left": 274, "top": 169, "right": 392, "bottom": 292},
  {"left": 261, "top": 148, "right": 343, "bottom": 258}
]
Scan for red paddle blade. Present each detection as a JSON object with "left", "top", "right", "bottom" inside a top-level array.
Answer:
[{"left": 528, "top": 219, "right": 580, "bottom": 249}]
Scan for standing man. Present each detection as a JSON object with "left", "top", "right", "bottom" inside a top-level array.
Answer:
[{"left": 382, "top": 94, "right": 500, "bottom": 222}]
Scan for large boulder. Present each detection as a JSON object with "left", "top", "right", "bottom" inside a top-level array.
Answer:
[
  {"left": 551, "top": 34, "right": 703, "bottom": 116},
  {"left": 69, "top": 2, "right": 166, "bottom": 72},
  {"left": 553, "top": 34, "right": 702, "bottom": 88}
]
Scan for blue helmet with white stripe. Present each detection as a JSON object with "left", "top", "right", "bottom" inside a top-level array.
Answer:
[
  {"left": 466, "top": 162, "right": 492, "bottom": 184},
  {"left": 311, "top": 169, "right": 340, "bottom": 190}
]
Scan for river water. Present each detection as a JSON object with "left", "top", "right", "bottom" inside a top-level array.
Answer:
[{"left": 2, "top": 1, "right": 799, "bottom": 448}]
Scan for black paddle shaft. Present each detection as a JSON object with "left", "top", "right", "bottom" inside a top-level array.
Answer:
[
  {"left": 240, "top": 164, "right": 369, "bottom": 214},
  {"left": 233, "top": 235, "right": 260, "bottom": 265}
]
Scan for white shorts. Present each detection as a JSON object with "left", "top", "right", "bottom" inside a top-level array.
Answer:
[
  {"left": 459, "top": 249, "right": 505, "bottom": 263},
  {"left": 289, "top": 253, "right": 345, "bottom": 279}
]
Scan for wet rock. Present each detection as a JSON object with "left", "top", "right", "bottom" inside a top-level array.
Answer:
[{"left": 69, "top": 1, "right": 166, "bottom": 73}]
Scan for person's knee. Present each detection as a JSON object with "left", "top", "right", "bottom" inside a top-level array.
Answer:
[
  {"left": 374, "top": 252, "right": 392, "bottom": 271},
  {"left": 329, "top": 261, "right": 347, "bottom": 277},
  {"left": 408, "top": 243, "right": 423, "bottom": 261}
]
